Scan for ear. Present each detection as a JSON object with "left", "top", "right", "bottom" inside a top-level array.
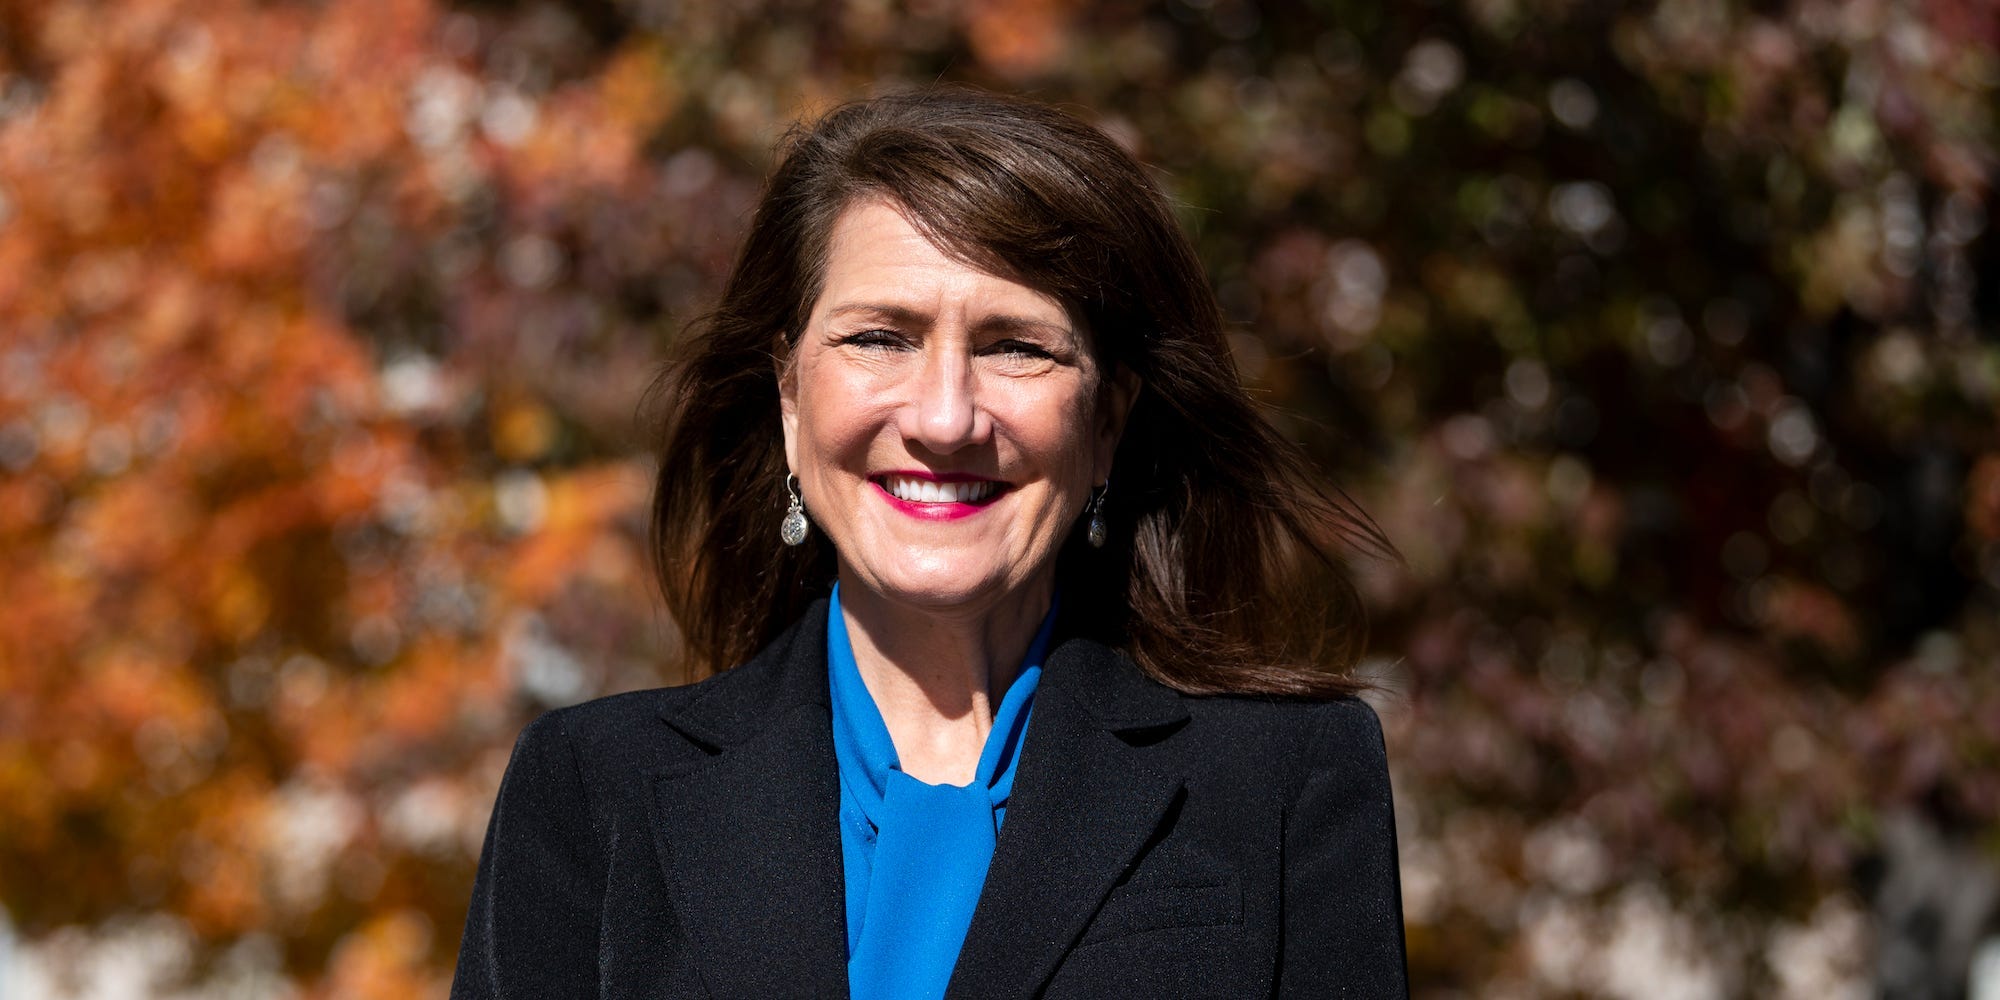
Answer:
[
  {"left": 1092, "top": 362, "right": 1141, "bottom": 484},
  {"left": 777, "top": 341, "right": 801, "bottom": 475}
]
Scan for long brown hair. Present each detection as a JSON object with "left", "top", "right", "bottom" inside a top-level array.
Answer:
[{"left": 647, "top": 87, "right": 1391, "bottom": 697}]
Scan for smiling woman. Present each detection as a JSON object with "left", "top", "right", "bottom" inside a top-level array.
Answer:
[
  {"left": 451, "top": 87, "right": 1409, "bottom": 999},
  {"left": 781, "top": 199, "right": 1133, "bottom": 657}
]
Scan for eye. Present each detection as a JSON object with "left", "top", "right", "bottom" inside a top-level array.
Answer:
[
  {"left": 986, "top": 339, "right": 1054, "bottom": 359},
  {"left": 836, "top": 328, "right": 908, "bottom": 350}
]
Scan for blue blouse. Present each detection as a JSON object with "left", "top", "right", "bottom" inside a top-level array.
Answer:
[{"left": 827, "top": 583, "right": 1055, "bottom": 1000}]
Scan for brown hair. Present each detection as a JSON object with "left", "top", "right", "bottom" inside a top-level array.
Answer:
[{"left": 647, "top": 87, "right": 1390, "bottom": 697}]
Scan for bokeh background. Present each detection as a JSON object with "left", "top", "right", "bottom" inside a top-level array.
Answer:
[{"left": 2, "top": 0, "right": 1996, "bottom": 996}]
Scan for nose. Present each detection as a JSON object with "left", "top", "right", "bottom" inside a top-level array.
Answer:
[{"left": 901, "top": 344, "right": 986, "bottom": 454}]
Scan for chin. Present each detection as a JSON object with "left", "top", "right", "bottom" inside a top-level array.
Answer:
[
  {"left": 840, "top": 547, "right": 1032, "bottom": 616},
  {"left": 869, "top": 570, "right": 1008, "bottom": 613}
]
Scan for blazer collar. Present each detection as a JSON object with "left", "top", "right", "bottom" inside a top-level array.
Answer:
[
  {"left": 648, "top": 603, "right": 1194, "bottom": 1000},
  {"left": 655, "top": 598, "right": 833, "bottom": 750},
  {"left": 647, "top": 601, "right": 850, "bottom": 999},
  {"left": 1044, "top": 633, "right": 1192, "bottom": 733},
  {"left": 946, "top": 637, "right": 1192, "bottom": 999},
  {"left": 656, "top": 602, "right": 1189, "bottom": 744}
]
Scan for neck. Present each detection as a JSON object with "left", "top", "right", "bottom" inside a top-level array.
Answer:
[{"left": 836, "top": 576, "right": 1053, "bottom": 786}]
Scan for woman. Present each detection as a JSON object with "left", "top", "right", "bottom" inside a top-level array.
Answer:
[{"left": 453, "top": 87, "right": 1407, "bottom": 999}]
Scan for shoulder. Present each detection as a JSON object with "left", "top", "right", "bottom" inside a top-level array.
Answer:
[
  {"left": 1182, "top": 692, "right": 1382, "bottom": 736},
  {"left": 1183, "top": 696, "right": 1393, "bottom": 830},
  {"left": 1182, "top": 694, "right": 1386, "bottom": 764},
  {"left": 497, "top": 687, "right": 690, "bottom": 795},
  {"left": 537, "top": 676, "right": 717, "bottom": 736},
  {"left": 515, "top": 602, "right": 830, "bottom": 781},
  {"left": 525, "top": 684, "right": 691, "bottom": 745},
  {"left": 1043, "top": 635, "right": 1388, "bottom": 788},
  {"left": 1133, "top": 692, "right": 1390, "bottom": 807}
]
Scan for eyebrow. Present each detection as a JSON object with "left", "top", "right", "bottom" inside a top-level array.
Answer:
[{"left": 825, "top": 303, "right": 1075, "bottom": 339}]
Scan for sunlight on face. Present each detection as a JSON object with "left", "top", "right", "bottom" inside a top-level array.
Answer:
[{"left": 779, "top": 199, "right": 1130, "bottom": 618}]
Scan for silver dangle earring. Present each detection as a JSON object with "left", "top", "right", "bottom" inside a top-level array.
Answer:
[
  {"left": 780, "top": 473, "right": 811, "bottom": 546},
  {"left": 1085, "top": 479, "right": 1109, "bottom": 549}
]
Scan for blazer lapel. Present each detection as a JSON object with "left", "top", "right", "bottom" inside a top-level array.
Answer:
[
  {"left": 945, "top": 637, "right": 1192, "bottom": 1000},
  {"left": 647, "top": 603, "right": 850, "bottom": 1000}
]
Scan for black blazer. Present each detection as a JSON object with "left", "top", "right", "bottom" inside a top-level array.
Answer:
[{"left": 451, "top": 601, "right": 1409, "bottom": 998}]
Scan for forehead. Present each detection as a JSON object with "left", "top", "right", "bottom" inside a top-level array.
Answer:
[{"left": 815, "top": 199, "right": 1075, "bottom": 327}]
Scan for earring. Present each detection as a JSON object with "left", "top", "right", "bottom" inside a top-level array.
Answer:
[
  {"left": 1085, "top": 479, "right": 1109, "bottom": 549},
  {"left": 780, "top": 473, "right": 810, "bottom": 546}
]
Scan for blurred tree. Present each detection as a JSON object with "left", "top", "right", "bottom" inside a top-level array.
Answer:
[{"left": 0, "top": 0, "right": 1992, "bottom": 995}]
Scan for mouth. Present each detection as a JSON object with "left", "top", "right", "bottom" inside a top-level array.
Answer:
[
  {"left": 873, "top": 474, "right": 1003, "bottom": 504},
  {"left": 868, "top": 472, "right": 1008, "bottom": 518}
]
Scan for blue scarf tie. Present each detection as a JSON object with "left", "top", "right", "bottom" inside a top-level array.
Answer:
[{"left": 827, "top": 583, "right": 1053, "bottom": 1000}]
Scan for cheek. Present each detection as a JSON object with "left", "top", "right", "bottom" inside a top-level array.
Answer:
[
  {"left": 1002, "top": 389, "right": 1101, "bottom": 485},
  {"left": 795, "top": 365, "right": 891, "bottom": 462}
]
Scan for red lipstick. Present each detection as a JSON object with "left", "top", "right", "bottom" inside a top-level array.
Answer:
[{"left": 869, "top": 471, "right": 1008, "bottom": 521}]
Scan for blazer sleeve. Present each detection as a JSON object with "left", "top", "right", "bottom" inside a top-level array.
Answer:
[
  {"left": 451, "top": 709, "right": 606, "bottom": 999},
  {"left": 1276, "top": 699, "right": 1411, "bottom": 998}
]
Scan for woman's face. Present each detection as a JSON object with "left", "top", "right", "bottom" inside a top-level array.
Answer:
[{"left": 780, "top": 198, "right": 1135, "bottom": 617}]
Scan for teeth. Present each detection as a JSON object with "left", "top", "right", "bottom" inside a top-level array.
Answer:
[{"left": 881, "top": 476, "right": 999, "bottom": 504}]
